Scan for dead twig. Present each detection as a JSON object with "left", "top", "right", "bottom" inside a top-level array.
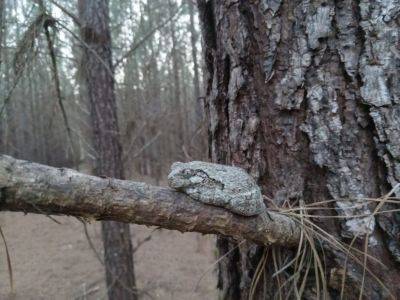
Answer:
[
  {"left": 0, "top": 225, "right": 14, "bottom": 293},
  {"left": 132, "top": 228, "right": 158, "bottom": 253}
]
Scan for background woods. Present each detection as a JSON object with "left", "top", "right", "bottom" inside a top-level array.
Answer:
[
  {"left": 0, "top": 0, "right": 209, "bottom": 299},
  {"left": 0, "top": 0, "right": 206, "bottom": 178}
]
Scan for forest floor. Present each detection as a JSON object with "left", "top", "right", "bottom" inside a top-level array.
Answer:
[{"left": 0, "top": 211, "right": 218, "bottom": 299}]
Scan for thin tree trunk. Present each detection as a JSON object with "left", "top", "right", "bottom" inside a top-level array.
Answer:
[
  {"left": 198, "top": 0, "right": 400, "bottom": 299},
  {"left": 77, "top": 1, "right": 137, "bottom": 299},
  {"left": 0, "top": 0, "right": 4, "bottom": 70},
  {"left": 188, "top": 0, "right": 202, "bottom": 126},
  {"left": 0, "top": 0, "right": 5, "bottom": 152},
  {"left": 168, "top": 0, "right": 184, "bottom": 151}
]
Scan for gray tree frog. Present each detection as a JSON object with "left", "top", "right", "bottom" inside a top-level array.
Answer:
[{"left": 167, "top": 161, "right": 266, "bottom": 216}]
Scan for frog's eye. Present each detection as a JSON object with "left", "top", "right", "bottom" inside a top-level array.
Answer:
[{"left": 183, "top": 169, "right": 192, "bottom": 175}]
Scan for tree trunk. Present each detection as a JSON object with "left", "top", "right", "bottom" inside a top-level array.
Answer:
[
  {"left": 189, "top": 0, "right": 202, "bottom": 130},
  {"left": 188, "top": 0, "right": 206, "bottom": 160},
  {"left": 189, "top": 0, "right": 201, "bottom": 102},
  {"left": 168, "top": 0, "right": 185, "bottom": 151},
  {"left": 0, "top": 0, "right": 4, "bottom": 70},
  {"left": 0, "top": 0, "right": 5, "bottom": 152},
  {"left": 197, "top": 0, "right": 400, "bottom": 299},
  {"left": 77, "top": 1, "right": 137, "bottom": 299}
]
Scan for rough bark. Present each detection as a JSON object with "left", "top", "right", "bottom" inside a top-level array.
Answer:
[
  {"left": 77, "top": 1, "right": 137, "bottom": 299},
  {"left": 197, "top": 0, "right": 400, "bottom": 299},
  {"left": 0, "top": 154, "right": 301, "bottom": 246}
]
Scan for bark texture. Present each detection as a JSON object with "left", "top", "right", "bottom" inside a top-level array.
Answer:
[
  {"left": 197, "top": 0, "right": 400, "bottom": 299},
  {"left": 77, "top": 1, "right": 136, "bottom": 299},
  {"left": 0, "top": 154, "right": 301, "bottom": 246}
]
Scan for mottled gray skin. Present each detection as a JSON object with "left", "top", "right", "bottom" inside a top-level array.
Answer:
[{"left": 168, "top": 161, "right": 266, "bottom": 216}]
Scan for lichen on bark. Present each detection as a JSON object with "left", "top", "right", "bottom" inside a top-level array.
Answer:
[
  {"left": 358, "top": 0, "right": 400, "bottom": 262},
  {"left": 198, "top": 0, "right": 400, "bottom": 298}
]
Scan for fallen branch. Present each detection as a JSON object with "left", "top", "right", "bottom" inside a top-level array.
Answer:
[{"left": 0, "top": 155, "right": 300, "bottom": 246}]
